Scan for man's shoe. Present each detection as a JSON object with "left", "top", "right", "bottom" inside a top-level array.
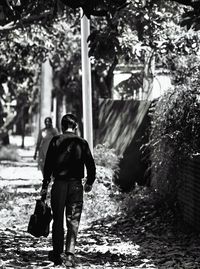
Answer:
[
  {"left": 65, "top": 253, "right": 75, "bottom": 267},
  {"left": 48, "top": 250, "right": 63, "bottom": 266}
]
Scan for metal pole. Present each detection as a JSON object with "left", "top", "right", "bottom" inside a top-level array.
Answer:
[
  {"left": 81, "top": 13, "right": 93, "bottom": 151},
  {"left": 40, "top": 59, "right": 52, "bottom": 127}
]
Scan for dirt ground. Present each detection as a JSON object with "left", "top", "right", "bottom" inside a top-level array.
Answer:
[{"left": 0, "top": 137, "right": 200, "bottom": 269}]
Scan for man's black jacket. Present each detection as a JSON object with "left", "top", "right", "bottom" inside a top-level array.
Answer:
[{"left": 42, "top": 131, "right": 96, "bottom": 187}]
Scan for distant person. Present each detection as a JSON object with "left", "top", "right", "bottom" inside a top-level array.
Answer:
[
  {"left": 40, "top": 113, "right": 96, "bottom": 267},
  {"left": 34, "top": 117, "right": 58, "bottom": 175}
]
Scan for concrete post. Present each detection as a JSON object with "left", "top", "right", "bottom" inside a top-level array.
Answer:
[
  {"left": 40, "top": 59, "right": 53, "bottom": 128},
  {"left": 81, "top": 14, "right": 93, "bottom": 151}
]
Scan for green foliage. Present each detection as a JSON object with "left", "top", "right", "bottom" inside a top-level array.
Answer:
[
  {"left": 0, "top": 0, "right": 127, "bottom": 26},
  {"left": 145, "top": 27, "right": 200, "bottom": 200},
  {"left": 0, "top": 20, "right": 80, "bottom": 131},
  {"left": 88, "top": 28, "right": 120, "bottom": 61},
  {"left": 93, "top": 143, "right": 120, "bottom": 171},
  {"left": 179, "top": 0, "right": 200, "bottom": 31},
  {"left": 0, "top": 0, "right": 195, "bottom": 114},
  {"left": 0, "top": 145, "right": 20, "bottom": 161},
  {"left": 116, "top": 184, "right": 155, "bottom": 216},
  {"left": 51, "top": 20, "right": 82, "bottom": 97},
  {"left": 87, "top": 145, "right": 158, "bottom": 222},
  {"left": 0, "top": 0, "right": 199, "bottom": 32},
  {"left": 83, "top": 143, "right": 121, "bottom": 222},
  {"left": 148, "top": 79, "right": 200, "bottom": 198},
  {"left": 83, "top": 165, "right": 120, "bottom": 222},
  {"left": 1, "top": 0, "right": 199, "bottom": 135},
  {"left": 0, "top": 26, "right": 50, "bottom": 128}
]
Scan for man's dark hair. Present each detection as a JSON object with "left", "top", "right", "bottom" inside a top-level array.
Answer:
[
  {"left": 61, "top": 113, "right": 78, "bottom": 130},
  {"left": 44, "top": 117, "right": 52, "bottom": 124}
]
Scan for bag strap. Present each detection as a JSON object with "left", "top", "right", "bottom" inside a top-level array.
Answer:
[{"left": 41, "top": 193, "right": 47, "bottom": 202}]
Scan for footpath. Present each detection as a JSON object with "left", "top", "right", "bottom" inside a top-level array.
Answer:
[{"left": 0, "top": 139, "right": 200, "bottom": 268}]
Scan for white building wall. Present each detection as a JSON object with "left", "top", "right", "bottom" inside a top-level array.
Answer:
[
  {"left": 113, "top": 71, "right": 172, "bottom": 100},
  {"left": 149, "top": 74, "right": 172, "bottom": 100}
]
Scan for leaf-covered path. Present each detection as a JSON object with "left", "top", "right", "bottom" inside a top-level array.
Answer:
[{"left": 0, "top": 145, "right": 200, "bottom": 268}]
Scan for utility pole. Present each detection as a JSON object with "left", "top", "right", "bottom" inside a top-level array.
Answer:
[
  {"left": 81, "top": 13, "right": 93, "bottom": 151},
  {"left": 40, "top": 59, "right": 52, "bottom": 127}
]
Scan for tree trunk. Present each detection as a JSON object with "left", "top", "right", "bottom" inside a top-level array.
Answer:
[
  {"left": 21, "top": 108, "right": 26, "bottom": 148},
  {"left": 92, "top": 56, "right": 118, "bottom": 99},
  {"left": 142, "top": 48, "right": 155, "bottom": 100},
  {"left": 56, "top": 93, "right": 66, "bottom": 132},
  {"left": 21, "top": 126, "right": 25, "bottom": 148},
  {"left": 1, "top": 133, "right": 10, "bottom": 145}
]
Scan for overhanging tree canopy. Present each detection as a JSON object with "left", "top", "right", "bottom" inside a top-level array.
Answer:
[
  {"left": 0, "top": 0, "right": 127, "bottom": 30},
  {"left": 0, "top": 0, "right": 200, "bottom": 31},
  {"left": 0, "top": 0, "right": 199, "bottom": 143}
]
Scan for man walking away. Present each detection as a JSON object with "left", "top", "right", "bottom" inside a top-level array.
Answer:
[{"left": 41, "top": 113, "right": 96, "bottom": 267}]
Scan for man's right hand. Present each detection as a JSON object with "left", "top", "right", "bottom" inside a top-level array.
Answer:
[
  {"left": 40, "top": 188, "right": 47, "bottom": 196},
  {"left": 40, "top": 188, "right": 47, "bottom": 201},
  {"left": 84, "top": 184, "right": 92, "bottom": 193}
]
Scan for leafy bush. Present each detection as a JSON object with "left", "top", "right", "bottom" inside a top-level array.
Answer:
[
  {"left": 82, "top": 165, "right": 120, "bottom": 222},
  {"left": 0, "top": 145, "right": 20, "bottom": 162},
  {"left": 148, "top": 82, "right": 200, "bottom": 198},
  {"left": 82, "top": 144, "right": 122, "bottom": 222},
  {"left": 117, "top": 184, "right": 156, "bottom": 216},
  {"left": 93, "top": 143, "right": 120, "bottom": 171}
]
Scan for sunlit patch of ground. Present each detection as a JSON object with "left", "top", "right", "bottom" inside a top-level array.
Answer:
[
  {"left": 0, "top": 145, "right": 158, "bottom": 268},
  {"left": 0, "top": 140, "right": 200, "bottom": 268}
]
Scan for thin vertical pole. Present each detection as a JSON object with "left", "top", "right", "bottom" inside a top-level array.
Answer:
[
  {"left": 81, "top": 13, "right": 93, "bottom": 151},
  {"left": 40, "top": 59, "right": 52, "bottom": 126}
]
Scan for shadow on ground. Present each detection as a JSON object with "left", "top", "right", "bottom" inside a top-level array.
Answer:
[
  {"left": 79, "top": 197, "right": 200, "bottom": 269},
  {"left": 0, "top": 146, "right": 200, "bottom": 268}
]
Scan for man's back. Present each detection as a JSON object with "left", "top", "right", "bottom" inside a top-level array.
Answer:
[
  {"left": 40, "top": 113, "right": 96, "bottom": 266},
  {"left": 43, "top": 131, "right": 96, "bottom": 184}
]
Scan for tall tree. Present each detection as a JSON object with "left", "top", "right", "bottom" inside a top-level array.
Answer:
[{"left": 0, "top": 0, "right": 199, "bottom": 139}]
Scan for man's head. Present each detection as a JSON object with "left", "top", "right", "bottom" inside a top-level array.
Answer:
[
  {"left": 61, "top": 113, "right": 78, "bottom": 132},
  {"left": 44, "top": 117, "right": 52, "bottom": 128}
]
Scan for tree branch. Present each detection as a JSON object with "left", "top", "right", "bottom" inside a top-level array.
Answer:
[
  {"left": 171, "top": 0, "right": 196, "bottom": 7},
  {"left": 0, "top": 11, "right": 53, "bottom": 32}
]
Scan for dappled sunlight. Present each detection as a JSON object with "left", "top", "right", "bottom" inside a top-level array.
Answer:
[
  {"left": 0, "top": 146, "right": 199, "bottom": 268},
  {"left": 0, "top": 166, "right": 42, "bottom": 181},
  {"left": 92, "top": 242, "right": 140, "bottom": 256},
  {"left": 0, "top": 177, "right": 41, "bottom": 187},
  {"left": 77, "top": 221, "right": 158, "bottom": 268},
  {"left": 10, "top": 135, "right": 35, "bottom": 148},
  {"left": 97, "top": 99, "right": 151, "bottom": 190}
]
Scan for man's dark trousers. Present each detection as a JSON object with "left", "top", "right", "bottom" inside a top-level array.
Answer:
[{"left": 50, "top": 179, "right": 83, "bottom": 255}]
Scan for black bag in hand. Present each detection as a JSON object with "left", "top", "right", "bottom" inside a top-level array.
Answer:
[{"left": 27, "top": 198, "right": 52, "bottom": 237}]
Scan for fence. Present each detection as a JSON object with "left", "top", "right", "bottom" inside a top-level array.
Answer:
[
  {"left": 96, "top": 98, "right": 151, "bottom": 190},
  {"left": 178, "top": 156, "right": 200, "bottom": 231}
]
